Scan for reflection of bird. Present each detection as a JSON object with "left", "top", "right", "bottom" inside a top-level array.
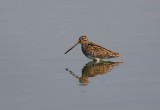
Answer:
[
  {"left": 65, "top": 61, "right": 123, "bottom": 85},
  {"left": 65, "top": 36, "right": 122, "bottom": 62}
]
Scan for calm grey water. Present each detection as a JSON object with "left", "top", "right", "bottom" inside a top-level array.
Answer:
[{"left": 0, "top": 0, "right": 160, "bottom": 110}]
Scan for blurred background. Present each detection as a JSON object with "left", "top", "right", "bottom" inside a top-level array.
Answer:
[{"left": 0, "top": 0, "right": 160, "bottom": 110}]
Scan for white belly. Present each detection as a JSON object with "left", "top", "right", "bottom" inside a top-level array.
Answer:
[{"left": 81, "top": 45, "right": 101, "bottom": 62}]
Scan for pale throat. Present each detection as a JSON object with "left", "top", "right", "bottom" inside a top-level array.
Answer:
[{"left": 81, "top": 41, "right": 89, "bottom": 46}]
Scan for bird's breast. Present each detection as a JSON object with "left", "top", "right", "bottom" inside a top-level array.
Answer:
[{"left": 81, "top": 45, "right": 96, "bottom": 60}]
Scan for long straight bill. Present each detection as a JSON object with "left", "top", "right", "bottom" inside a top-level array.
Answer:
[{"left": 65, "top": 42, "right": 79, "bottom": 54}]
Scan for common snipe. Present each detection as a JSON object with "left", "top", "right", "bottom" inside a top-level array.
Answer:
[{"left": 65, "top": 36, "right": 122, "bottom": 61}]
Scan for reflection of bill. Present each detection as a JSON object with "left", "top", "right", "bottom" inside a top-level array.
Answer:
[{"left": 66, "top": 61, "right": 123, "bottom": 86}]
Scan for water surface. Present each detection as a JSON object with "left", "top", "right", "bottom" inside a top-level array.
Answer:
[{"left": 0, "top": 0, "right": 160, "bottom": 110}]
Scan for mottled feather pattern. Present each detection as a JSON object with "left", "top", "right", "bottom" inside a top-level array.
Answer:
[
  {"left": 83, "top": 42, "right": 121, "bottom": 58},
  {"left": 65, "top": 36, "right": 122, "bottom": 61}
]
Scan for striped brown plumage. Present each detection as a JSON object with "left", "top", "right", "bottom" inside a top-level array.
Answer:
[{"left": 65, "top": 36, "right": 122, "bottom": 61}]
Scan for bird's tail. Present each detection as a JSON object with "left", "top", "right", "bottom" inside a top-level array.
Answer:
[{"left": 112, "top": 52, "right": 123, "bottom": 58}]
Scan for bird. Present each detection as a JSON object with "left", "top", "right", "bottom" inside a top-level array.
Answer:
[{"left": 65, "top": 36, "right": 122, "bottom": 62}]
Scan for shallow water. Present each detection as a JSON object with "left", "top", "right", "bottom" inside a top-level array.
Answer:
[{"left": 0, "top": 0, "right": 160, "bottom": 110}]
